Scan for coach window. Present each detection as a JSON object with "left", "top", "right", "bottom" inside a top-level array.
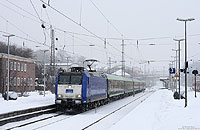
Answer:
[{"left": 18, "top": 63, "right": 20, "bottom": 71}]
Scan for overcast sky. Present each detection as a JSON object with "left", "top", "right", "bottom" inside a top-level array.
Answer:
[{"left": 0, "top": 0, "right": 200, "bottom": 74}]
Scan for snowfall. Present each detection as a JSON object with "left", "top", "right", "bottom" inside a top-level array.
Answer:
[{"left": 0, "top": 82, "right": 200, "bottom": 130}]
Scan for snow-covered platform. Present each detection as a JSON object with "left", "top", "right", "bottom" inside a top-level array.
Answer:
[
  {"left": 109, "top": 87, "right": 200, "bottom": 130},
  {"left": 0, "top": 91, "right": 55, "bottom": 115}
]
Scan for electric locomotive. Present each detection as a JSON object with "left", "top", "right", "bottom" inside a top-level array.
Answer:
[{"left": 55, "top": 67, "right": 107, "bottom": 111}]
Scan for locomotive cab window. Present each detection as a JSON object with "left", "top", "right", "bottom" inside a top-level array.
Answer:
[
  {"left": 58, "top": 74, "right": 82, "bottom": 85},
  {"left": 71, "top": 75, "right": 82, "bottom": 85},
  {"left": 58, "top": 75, "right": 70, "bottom": 84}
]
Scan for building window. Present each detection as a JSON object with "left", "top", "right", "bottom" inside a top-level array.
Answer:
[
  {"left": 27, "top": 78, "right": 30, "bottom": 86},
  {"left": 30, "top": 78, "right": 33, "bottom": 87},
  {"left": 24, "top": 78, "right": 26, "bottom": 86},
  {"left": 10, "top": 77, "right": 12, "bottom": 86},
  {"left": 18, "top": 63, "right": 20, "bottom": 71},
  {"left": 21, "top": 78, "right": 23, "bottom": 86},
  {"left": 11, "top": 62, "right": 13, "bottom": 70},
  {"left": 24, "top": 64, "right": 27, "bottom": 72},
  {"left": 17, "top": 77, "right": 20, "bottom": 86},
  {"left": 14, "top": 62, "right": 16, "bottom": 71},
  {"left": 14, "top": 77, "right": 16, "bottom": 86},
  {"left": 21, "top": 63, "right": 23, "bottom": 72}
]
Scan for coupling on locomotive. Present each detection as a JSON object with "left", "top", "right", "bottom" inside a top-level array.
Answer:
[{"left": 55, "top": 66, "right": 145, "bottom": 112}]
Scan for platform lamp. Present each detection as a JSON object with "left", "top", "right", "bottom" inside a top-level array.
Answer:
[
  {"left": 176, "top": 18, "right": 195, "bottom": 107},
  {"left": 3, "top": 34, "right": 15, "bottom": 101}
]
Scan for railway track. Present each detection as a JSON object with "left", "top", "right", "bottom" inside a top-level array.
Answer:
[
  {"left": 0, "top": 104, "right": 56, "bottom": 127},
  {"left": 6, "top": 112, "right": 67, "bottom": 130},
  {"left": 81, "top": 90, "right": 155, "bottom": 130},
  {"left": 2, "top": 90, "right": 155, "bottom": 130}
]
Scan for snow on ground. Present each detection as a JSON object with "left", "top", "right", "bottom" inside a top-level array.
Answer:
[
  {"left": 1, "top": 83, "right": 200, "bottom": 130},
  {"left": 2, "top": 91, "right": 152, "bottom": 130},
  {"left": 109, "top": 87, "right": 200, "bottom": 130},
  {"left": 0, "top": 91, "right": 55, "bottom": 114}
]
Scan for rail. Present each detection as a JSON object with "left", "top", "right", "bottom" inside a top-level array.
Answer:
[{"left": 0, "top": 104, "right": 56, "bottom": 126}]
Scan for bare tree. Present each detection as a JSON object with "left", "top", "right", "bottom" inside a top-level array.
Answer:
[{"left": 0, "top": 41, "right": 34, "bottom": 58}]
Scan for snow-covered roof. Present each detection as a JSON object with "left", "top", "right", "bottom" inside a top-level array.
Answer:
[{"left": 0, "top": 53, "right": 35, "bottom": 63}]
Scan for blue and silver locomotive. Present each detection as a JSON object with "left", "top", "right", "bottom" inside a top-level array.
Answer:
[{"left": 55, "top": 67, "right": 145, "bottom": 112}]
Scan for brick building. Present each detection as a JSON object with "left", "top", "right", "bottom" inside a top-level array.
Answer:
[{"left": 0, "top": 53, "right": 35, "bottom": 95}]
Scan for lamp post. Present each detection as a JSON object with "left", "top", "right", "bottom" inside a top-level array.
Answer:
[
  {"left": 42, "top": 50, "right": 49, "bottom": 97},
  {"left": 3, "top": 34, "right": 15, "bottom": 101},
  {"left": 176, "top": 18, "right": 195, "bottom": 107},
  {"left": 173, "top": 38, "right": 184, "bottom": 99}
]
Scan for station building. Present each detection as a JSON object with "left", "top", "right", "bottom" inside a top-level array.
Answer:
[{"left": 0, "top": 53, "right": 35, "bottom": 95}]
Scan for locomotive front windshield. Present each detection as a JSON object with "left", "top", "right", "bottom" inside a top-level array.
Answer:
[{"left": 58, "top": 73, "right": 82, "bottom": 85}]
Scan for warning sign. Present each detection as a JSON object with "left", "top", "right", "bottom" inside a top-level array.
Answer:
[{"left": 175, "top": 73, "right": 179, "bottom": 77}]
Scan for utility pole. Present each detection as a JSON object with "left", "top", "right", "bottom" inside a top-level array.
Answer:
[
  {"left": 43, "top": 50, "right": 49, "bottom": 97},
  {"left": 50, "top": 25, "right": 55, "bottom": 77},
  {"left": 108, "top": 57, "right": 116, "bottom": 74},
  {"left": 65, "top": 56, "right": 71, "bottom": 71},
  {"left": 121, "top": 39, "right": 125, "bottom": 77},
  {"left": 108, "top": 57, "right": 111, "bottom": 74}
]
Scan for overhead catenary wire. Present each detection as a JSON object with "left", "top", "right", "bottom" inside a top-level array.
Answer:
[
  {"left": 0, "top": 30, "right": 91, "bottom": 60},
  {"left": 87, "top": 0, "right": 125, "bottom": 64},
  {"left": 3, "top": 0, "right": 200, "bottom": 42},
  {"left": 0, "top": 29, "right": 118, "bottom": 65},
  {"left": 0, "top": 1, "right": 40, "bottom": 24},
  {"left": 39, "top": 0, "right": 104, "bottom": 42},
  {"left": 0, "top": 30, "right": 44, "bottom": 45},
  {"left": 2, "top": 0, "right": 200, "bottom": 69},
  {"left": 37, "top": 0, "right": 125, "bottom": 60},
  {"left": 55, "top": 30, "right": 122, "bottom": 62},
  {"left": 30, "top": 0, "right": 47, "bottom": 44},
  {"left": 29, "top": 0, "right": 43, "bottom": 23},
  {"left": 88, "top": 0, "right": 124, "bottom": 37},
  {"left": 5, "top": 0, "right": 38, "bottom": 19},
  {"left": 0, "top": 15, "right": 40, "bottom": 44},
  {"left": 37, "top": 1, "right": 126, "bottom": 63},
  {"left": 4, "top": 0, "right": 200, "bottom": 44}
]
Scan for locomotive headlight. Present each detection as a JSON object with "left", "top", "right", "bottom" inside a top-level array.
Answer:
[
  {"left": 58, "top": 94, "right": 62, "bottom": 98},
  {"left": 68, "top": 85, "right": 72, "bottom": 89},
  {"left": 76, "top": 94, "right": 81, "bottom": 98}
]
